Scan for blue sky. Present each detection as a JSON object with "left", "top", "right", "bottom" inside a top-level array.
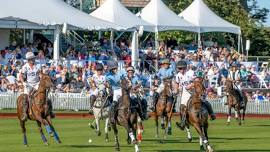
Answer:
[{"left": 257, "top": 0, "right": 270, "bottom": 26}]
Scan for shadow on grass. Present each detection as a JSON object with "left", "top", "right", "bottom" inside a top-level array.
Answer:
[
  {"left": 143, "top": 139, "right": 188, "bottom": 144},
  {"left": 253, "top": 125, "right": 270, "bottom": 127}
]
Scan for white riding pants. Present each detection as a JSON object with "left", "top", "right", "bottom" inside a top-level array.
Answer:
[{"left": 113, "top": 89, "right": 122, "bottom": 102}]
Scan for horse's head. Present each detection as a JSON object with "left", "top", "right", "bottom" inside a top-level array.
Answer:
[
  {"left": 193, "top": 77, "right": 205, "bottom": 97},
  {"left": 224, "top": 79, "right": 234, "bottom": 92},
  {"left": 39, "top": 73, "right": 53, "bottom": 90},
  {"left": 121, "top": 77, "right": 132, "bottom": 92}
]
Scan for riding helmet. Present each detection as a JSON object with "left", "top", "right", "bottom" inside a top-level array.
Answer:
[
  {"left": 160, "top": 59, "right": 170, "bottom": 64},
  {"left": 96, "top": 63, "right": 104, "bottom": 71},
  {"left": 126, "top": 66, "right": 135, "bottom": 72},
  {"left": 176, "top": 60, "right": 187, "bottom": 68}
]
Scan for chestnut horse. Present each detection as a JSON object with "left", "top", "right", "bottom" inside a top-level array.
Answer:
[
  {"left": 109, "top": 77, "right": 140, "bottom": 152},
  {"left": 181, "top": 78, "right": 214, "bottom": 152},
  {"left": 154, "top": 79, "right": 173, "bottom": 143},
  {"left": 224, "top": 79, "right": 247, "bottom": 125},
  {"left": 17, "top": 73, "right": 61, "bottom": 146}
]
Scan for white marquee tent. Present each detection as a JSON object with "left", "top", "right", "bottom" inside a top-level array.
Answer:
[
  {"left": 0, "top": 0, "right": 125, "bottom": 61},
  {"left": 90, "top": 0, "right": 154, "bottom": 66},
  {"left": 138, "top": 0, "right": 195, "bottom": 32},
  {"left": 137, "top": 0, "right": 196, "bottom": 52},
  {"left": 179, "top": 0, "right": 241, "bottom": 49},
  {"left": 90, "top": 0, "right": 152, "bottom": 29}
]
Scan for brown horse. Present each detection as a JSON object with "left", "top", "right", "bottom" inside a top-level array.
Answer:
[
  {"left": 17, "top": 73, "right": 61, "bottom": 146},
  {"left": 154, "top": 79, "right": 173, "bottom": 143},
  {"left": 181, "top": 78, "right": 214, "bottom": 152},
  {"left": 109, "top": 77, "right": 140, "bottom": 152},
  {"left": 224, "top": 79, "right": 247, "bottom": 125}
]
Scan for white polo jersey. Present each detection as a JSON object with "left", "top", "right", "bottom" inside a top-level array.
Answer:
[
  {"left": 175, "top": 72, "right": 191, "bottom": 87},
  {"left": 21, "top": 63, "right": 40, "bottom": 85},
  {"left": 91, "top": 74, "right": 107, "bottom": 90}
]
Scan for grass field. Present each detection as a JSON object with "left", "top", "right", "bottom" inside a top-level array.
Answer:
[{"left": 0, "top": 117, "right": 270, "bottom": 152}]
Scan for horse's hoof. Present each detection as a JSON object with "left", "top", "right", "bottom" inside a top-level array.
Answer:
[
  {"left": 160, "top": 140, "right": 165, "bottom": 144},
  {"left": 155, "top": 135, "right": 159, "bottom": 138},
  {"left": 105, "top": 139, "right": 109, "bottom": 143},
  {"left": 226, "top": 122, "right": 230, "bottom": 125},
  {"left": 24, "top": 144, "right": 29, "bottom": 147},
  {"left": 90, "top": 125, "right": 95, "bottom": 129},
  {"left": 115, "top": 147, "right": 120, "bottom": 151},
  {"left": 200, "top": 145, "right": 204, "bottom": 151},
  {"left": 96, "top": 131, "right": 101, "bottom": 136},
  {"left": 161, "top": 124, "right": 165, "bottom": 130},
  {"left": 167, "top": 129, "right": 172, "bottom": 135},
  {"left": 44, "top": 142, "right": 49, "bottom": 146},
  {"left": 188, "top": 138, "right": 192, "bottom": 142}
]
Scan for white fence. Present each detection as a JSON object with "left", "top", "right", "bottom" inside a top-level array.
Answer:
[{"left": 0, "top": 93, "right": 270, "bottom": 114}]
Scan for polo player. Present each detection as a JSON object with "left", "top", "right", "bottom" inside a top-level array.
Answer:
[
  {"left": 126, "top": 66, "right": 147, "bottom": 120},
  {"left": 227, "top": 63, "right": 245, "bottom": 107},
  {"left": 175, "top": 60, "right": 216, "bottom": 130},
  {"left": 19, "top": 52, "right": 54, "bottom": 121},
  {"left": 150, "top": 59, "right": 174, "bottom": 111},
  {"left": 89, "top": 63, "right": 109, "bottom": 114},
  {"left": 105, "top": 61, "right": 125, "bottom": 103}
]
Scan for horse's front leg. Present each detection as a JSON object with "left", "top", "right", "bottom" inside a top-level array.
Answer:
[
  {"left": 227, "top": 105, "right": 232, "bottom": 125},
  {"left": 237, "top": 108, "right": 242, "bottom": 126},
  {"left": 105, "top": 118, "right": 109, "bottom": 142},
  {"left": 155, "top": 113, "right": 159, "bottom": 138},
  {"left": 19, "top": 120, "right": 28, "bottom": 146},
  {"left": 161, "top": 116, "right": 169, "bottom": 143},
  {"left": 46, "top": 116, "right": 61, "bottom": 144},
  {"left": 36, "top": 121, "right": 48, "bottom": 145},
  {"left": 185, "top": 125, "right": 192, "bottom": 142},
  {"left": 95, "top": 117, "right": 101, "bottom": 136},
  {"left": 111, "top": 123, "right": 120, "bottom": 151}
]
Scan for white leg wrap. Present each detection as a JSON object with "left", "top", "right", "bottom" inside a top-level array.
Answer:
[
  {"left": 227, "top": 116, "right": 231, "bottom": 122},
  {"left": 199, "top": 137, "right": 203, "bottom": 146},
  {"left": 129, "top": 132, "right": 135, "bottom": 142},
  {"left": 135, "top": 144, "right": 140, "bottom": 152},
  {"left": 186, "top": 128, "right": 192, "bottom": 139}
]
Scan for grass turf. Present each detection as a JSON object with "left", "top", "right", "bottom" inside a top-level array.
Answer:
[{"left": 0, "top": 118, "right": 270, "bottom": 152}]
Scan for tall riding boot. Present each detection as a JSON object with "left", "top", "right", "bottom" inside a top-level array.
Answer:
[
  {"left": 47, "top": 99, "right": 55, "bottom": 119},
  {"left": 150, "top": 92, "right": 159, "bottom": 111},
  {"left": 89, "top": 95, "right": 96, "bottom": 114},
  {"left": 238, "top": 90, "right": 245, "bottom": 108},
  {"left": 176, "top": 104, "right": 187, "bottom": 130},
  {"left": 21, "top": 97, "right": 28, "bottom": 121},
  {"left": 204, "top": 101, "right": 216, "bottom": 120}
]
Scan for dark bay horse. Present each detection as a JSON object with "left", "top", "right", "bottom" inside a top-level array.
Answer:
[
  {"left": 224, "top": 79, "right": 247, "bottom": 125},
  {"left": 17, "top": 73, "right": 61, "bottom": 146},
  {"left": 109, "top": 77, "right": 140, "bottom": 152},
  {"left": 181, "top": 78, "right": 214, "bottom": 152},
  {"left": 154, "top": 79, "right": 173, "bottom": 143}
]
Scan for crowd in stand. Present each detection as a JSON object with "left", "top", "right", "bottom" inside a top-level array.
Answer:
[{"left": 0, "top": 38, "right": 270, "bottom": 102}]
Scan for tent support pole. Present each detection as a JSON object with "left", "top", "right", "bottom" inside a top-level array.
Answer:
[
  {"left": 198, "top": 31, "right": 201, "bottom": 48},
  {"left": 98, "top": 31, "right": 102, "bottom": 40},
  {"left": 29, "top": 30, "right": 34, "bottom": 43},
  {"left": 53, "top": 25, "right": 60, "bottom": 62},
  {"left": 131, "top": 31, "right": 138, "bottom": 67},
  {"left": 155, "top": 27, "right": 159, "bottom": 70},
  {"left": 23, "top": 29, "right": 26, "bottom": 44},
  {"left": 237, "top": 34, "right": 241, "bottom": 53}
]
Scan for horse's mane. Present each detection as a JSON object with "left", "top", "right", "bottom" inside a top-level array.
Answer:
[{"left": 191, "top": 80, "right": 205, "bottom": 110}]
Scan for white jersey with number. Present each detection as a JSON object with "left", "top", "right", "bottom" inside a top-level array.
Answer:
[
  {"left": 21, "top": 63, "right": 40, "bottom": 85},
  {"left": 175, "top": 72, "right": 192, "bottom": 106},
  {"left": 90, "top": 74, "right": 107, "bottom": 96}
]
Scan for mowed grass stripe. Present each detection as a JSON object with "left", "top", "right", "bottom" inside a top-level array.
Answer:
[{"left": 0, "top": 118, "right": 270, "bottom": 152}]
